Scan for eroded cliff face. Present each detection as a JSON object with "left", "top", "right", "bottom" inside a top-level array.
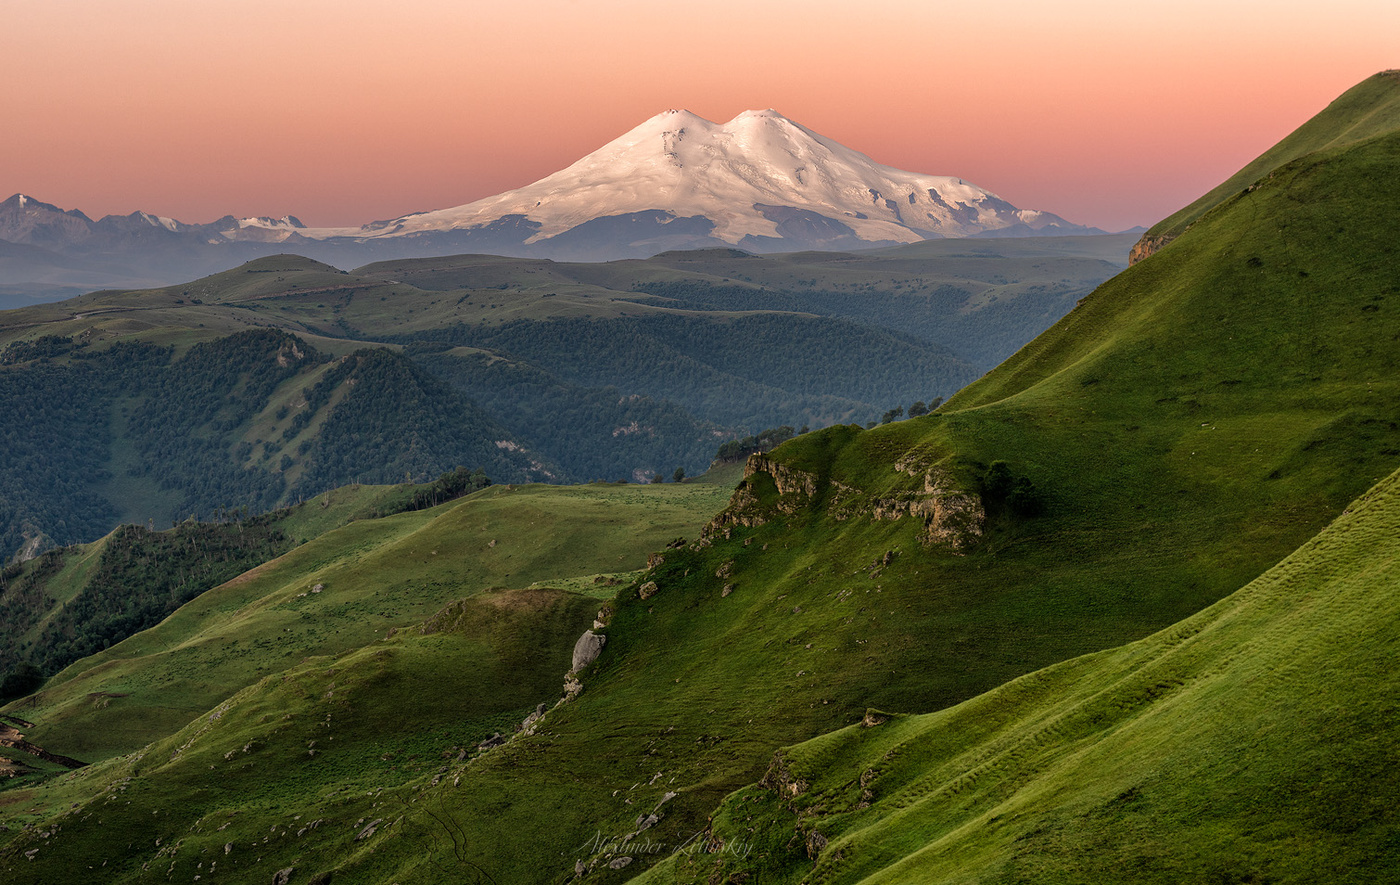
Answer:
[
  {"left": 703, "top": 452, "right": 821, "bottom": 537},
  {"left": 1128, "top": 232, "right": 1176, "bottom": 265},
  {"left": 829, "top": 454, "right": 985, "bottom": 552},
  {"left": 704, "top": 449, "right": 984, "bottom": 553}
]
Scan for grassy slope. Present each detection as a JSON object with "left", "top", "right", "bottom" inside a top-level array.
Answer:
[
  {"left": 108, "top": 120, "right": 1399, "bottom": 883},
  {"left": 3, "top": 102, "right": 1398, "bottom": 884},
  {"left": 0, "top": 586, "right": 603, "bottom": 885},
  {"left": 4, "top": 480, "right": 732, "bottom": 763},
  {"left": 0, "top": 484, "right": 413, "bottom": 681},
  {"left": 655, "top": 463, "right": 1400, "bottom": 884},
  {"left": 323, "top": 112, "right": 1400, "bottom": 883},
  {"left": 1140, "top": 69, "right": 1400, "bottom": 250}
]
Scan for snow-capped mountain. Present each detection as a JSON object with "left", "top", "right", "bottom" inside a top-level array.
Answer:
[
  {"left": 1, "top": 109, "right": 1104, "bottom": 290},
  {"left": 302, "top": 108, "right": 1096, "bottom": 256}
]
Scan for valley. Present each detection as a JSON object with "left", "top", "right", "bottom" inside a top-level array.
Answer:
[
  {"left": 0, "top": 237, "right": 1126, "bottom": 558},
  {"left": 1, "top": 70, "right": 1398, "bottom": 885}
]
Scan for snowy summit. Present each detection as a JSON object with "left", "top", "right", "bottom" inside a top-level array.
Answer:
[{"left": 300, "top": 109, "right": 1091, "bottom": 256}]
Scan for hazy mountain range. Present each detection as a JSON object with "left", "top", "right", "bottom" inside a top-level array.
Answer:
[{"left": 1, "top": 110, "right": 1114, "bottom": 300}]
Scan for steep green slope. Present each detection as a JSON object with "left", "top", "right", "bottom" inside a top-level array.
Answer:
[
  {"left": 308, "top": 96, "right": 1400, "bottom": 883},
  {"left": 654, "top": 463, "right": 1400, "bottom": 884},
  {"left": 3, "top": 85, "right": 1399, "bottom": 884},
  {"left": 1133, "top": 69, "right": 1400, "bottom": 260}
]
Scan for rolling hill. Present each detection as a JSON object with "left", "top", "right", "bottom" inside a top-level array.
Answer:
[
  {"left": 3, "top": 73, "right": 1399, "bottom": 885},
  {"left": 0, "top": 239, "right": 1124, "bottom": 558}
]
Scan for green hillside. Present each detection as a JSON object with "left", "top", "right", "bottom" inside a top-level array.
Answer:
[
  {"left": 0, "top": 328, "right": 551, "bottom": 557},
  {"left": 4, "top": 478, "right": 733, "bottom": 763},
  {"left": 1133, "top": 69, "right": 1400, "bottom": 260},
  {"left": 328, "top": 88, "right": 1400, "bottom": 882},
  {"left": 652, "top": 462, "right": 1400, "bottom": 884},
  {"left": 0, "top": 478, "right": 476, "bottom": 687},
  {"left": 0, "top": 238, "right": 1122, "bottom": 556},
  {"left": 1, "top": 78, "right": 1397, "bottom": 884},
  {"left": 4, "top": 77, "right": 1400, "bottom": 885}
]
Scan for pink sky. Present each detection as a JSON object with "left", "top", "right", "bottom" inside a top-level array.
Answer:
[{"left": 5, "top": 0, "right": 1397, "bottom": 232}]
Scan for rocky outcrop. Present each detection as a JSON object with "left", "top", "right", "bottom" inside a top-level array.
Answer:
[
  {"left": 12, "top": 529, "right": 47, "bottom": 564},
  {"left": 703, "top": 449, "right": 983, "bottom": 552},
  {"left": 703, "top": 483, "right": 765, "bottom": 536},
  {"left": 747, "top": 452, "right": 817, "bottom": 498},
  {"left": 518, "top": 702, "right": 548, "bottom": 736},
  {"left": 703, "top": 452, "right": 821, "bottom": 538},
  {"left": 760, "top": 752, "right": 808, "bottom": 798},
  {"left": 572, "top": 631, "right": 606, "bottom": 671},
  {"left": 830, "top": 459, "right": 984, "bottom": 552},
  {"left": 1128, "top": 231, "right": 1176, "bottom": 265}
]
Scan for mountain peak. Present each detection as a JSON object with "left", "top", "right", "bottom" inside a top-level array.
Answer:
[
  {"left": 4, "top": 193, "right": 58, "bottom": 213},
  {"left": 729, "top": 108, "right": 788, "bottom": 122},
  {"left": 309, "top": 107, "right": 1089, "bottom": 256}
]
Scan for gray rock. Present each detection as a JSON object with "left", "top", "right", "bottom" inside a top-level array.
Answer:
[
  {"left": 272, "top": 867, "right": 295, "bottom": 885},
  {"left": 638, "top": 580, "right": 659, "bottom": 600},
  {"left": 354, "top": 819, "right": 382, "bottom": 841},
  {"left": 608, "top": 856, "right": 633, "bottom": 869},
  {"left": 572, "top": 631, "right": 607, "bottom": 671}
]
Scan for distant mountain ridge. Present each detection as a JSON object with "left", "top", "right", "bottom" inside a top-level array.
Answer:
[
  {"left": 1, "top": 110, "right": 1108, "bottom": 289},
  {"left": 0, "top": 192, "right": 304, "bottom": 250}
]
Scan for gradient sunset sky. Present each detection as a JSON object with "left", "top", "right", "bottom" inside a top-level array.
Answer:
[{"left": 6, "top": 0, "right": 1397, "bottom": 232}]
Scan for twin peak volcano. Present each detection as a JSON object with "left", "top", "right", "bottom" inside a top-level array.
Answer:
[
  {"left": 2, "top": 109, "right": 1096, "bottom": 268},
  {"left": 300, "top": 107, "right": 1095, "bottom": 256}
]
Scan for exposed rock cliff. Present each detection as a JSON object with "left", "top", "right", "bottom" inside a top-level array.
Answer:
[
  {"left": 1128, "top": 231, "right": 1176, "bottom": 265},
  {"left": 704, "top": 450, "right": 984, "bottom": 552},
  {"left": 830, "top": 456, "right": 985, "bottom": 552},
  {"left": 703, "top": 452, "right": 822, "bottom": 537}
]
